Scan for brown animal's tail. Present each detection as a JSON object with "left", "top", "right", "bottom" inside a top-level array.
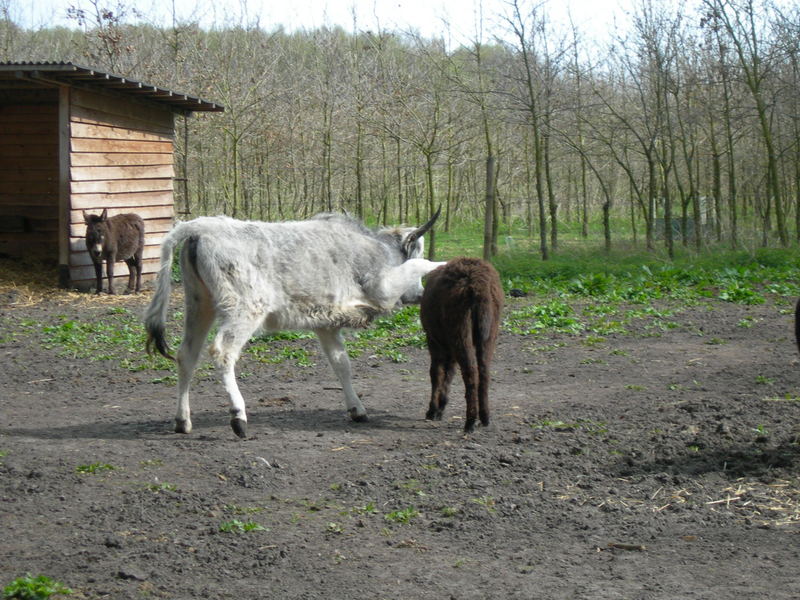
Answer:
[
  {"left": 472, "top": 296, "right": 496, "bottom": 356},
  {"left": 144, "top": 222, "right": 192, "bottom": 360},
  {"left": 795, "top": 297, "right": 800, "bottom": 354}
]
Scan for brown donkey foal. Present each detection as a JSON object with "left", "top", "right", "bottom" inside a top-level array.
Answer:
[
  {"left": 420, "top": 257, "right": 503, "bottom": 433},
  {"left": 83, "top": 209, "right": 145, "bottom": 294}
]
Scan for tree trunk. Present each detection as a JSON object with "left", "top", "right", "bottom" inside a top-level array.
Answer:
[{"left": 483, "top": 155, "right": 495, "bottom": 260}]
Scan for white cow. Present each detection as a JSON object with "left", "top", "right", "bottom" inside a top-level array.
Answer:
[{"left": 145, "top": 210, "right": 444, "bottom": 438}]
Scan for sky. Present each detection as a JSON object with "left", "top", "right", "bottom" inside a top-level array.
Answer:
[{"left": 13, "top": 0, "right": 623, "bottom": 45}]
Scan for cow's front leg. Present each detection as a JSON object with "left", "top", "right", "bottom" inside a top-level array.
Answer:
[{"left": 315, "top": 328, "right": 367, "bottom": 422}]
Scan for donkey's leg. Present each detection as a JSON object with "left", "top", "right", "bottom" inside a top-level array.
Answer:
[
  {"left": 133, "top": 250, "right": 143, "bottom": 293},
  {"left": 174, "top": 288, "right": 214, "bottom": 434},
  {"left": 210, "top": 314, "right": 262, "bottom": 438},
  {"left": 315, "top": 328, "right": 367, "bottom": 422},
  {"left": 457, "top": 347, "right": 480, "bottom": 434},
  {"left": 426, "top": 355, "right": 456, "bottom": 421},
  {"left": 477, "top": 352, "right": 494, "bottom": 428},
  {"left": 105, "top": 254, "right": 116, "bottom": 295},
  {"left": 124, "top": 257, "right": 137, "bottom": 294},
  {"left": 91, "top": 260, "right": 102, "bottom": 294}
]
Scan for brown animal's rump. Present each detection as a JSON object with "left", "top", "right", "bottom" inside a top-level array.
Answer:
[
  {"left": 420, "top": 257, "right": 503, "bottom": 433},
  {"left": 83, "top": 209, "right": 145, "bottom": 295}
]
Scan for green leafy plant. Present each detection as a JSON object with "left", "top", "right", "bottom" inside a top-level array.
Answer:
[
  {"left": 352, "top": 502, "right": 378, "bottom": 515},
  {"left": 384, "top": 507, "right": 419, "bottom": 524},
  {"left": 219, "top": 519, "right": 266, "bottom": 533},
  {"left": 75, "top": 463, "right": 115, "bottom": 474},
  {"left": 504, "top": 300, "right": 582, "bottom": 335},
  {"left": 3, "top": 574, "right": 72, "bottom": 599}
]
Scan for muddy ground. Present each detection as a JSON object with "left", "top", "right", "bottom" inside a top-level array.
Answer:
[{"left": 1, "top": 278, "right": 799, "bottom": 599}]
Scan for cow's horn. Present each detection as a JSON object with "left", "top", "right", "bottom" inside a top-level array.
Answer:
[{"left": 405, "top": 206, "right": 441, "bottom": 251}]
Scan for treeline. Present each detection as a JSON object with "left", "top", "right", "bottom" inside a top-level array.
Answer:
[{"left": 2, "top": 0, "right": 800, "bottom": 258}]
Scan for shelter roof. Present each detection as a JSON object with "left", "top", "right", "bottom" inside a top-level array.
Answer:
[{"left": 0, "top": 61, "right": 224, "bottom": 113}]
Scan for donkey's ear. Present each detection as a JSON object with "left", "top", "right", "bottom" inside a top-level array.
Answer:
[
  {"left": 83, "top": 210, "right": 90, "bottom": 223},
  {"left": 100, "top": 208, "right": 108, "bottom": 221}
]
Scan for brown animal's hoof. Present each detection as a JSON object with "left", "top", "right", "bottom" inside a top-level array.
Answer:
[
  {"left": 426, "top": 408, "right": 443, "bottom": 421},
  {"left": 348, "top": 408, "right": 368, "bottom": 423},
  {"left": 175, "top": 419, "right": 192, "bottom": 434},
  {"left": 231, "top": 418, "right": 248, "bottom": 438},
  {"left": 464, "top": 420, "right": 476, "bottom": 434}
]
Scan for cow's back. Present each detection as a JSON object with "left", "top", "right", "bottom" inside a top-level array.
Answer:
[{"left": 181, "top": 216, "right": 401, "bottom": 331}]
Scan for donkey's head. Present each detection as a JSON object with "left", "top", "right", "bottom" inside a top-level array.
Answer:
[{"left": 83, "top": 209, "right": 109, "bottom": 261}]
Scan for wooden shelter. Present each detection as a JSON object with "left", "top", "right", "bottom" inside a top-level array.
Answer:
[{"left": 0, "top": 61, "right": 223, "bottom": 290}]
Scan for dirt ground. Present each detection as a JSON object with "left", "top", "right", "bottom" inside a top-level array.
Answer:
[{"left": 1, "top": 279, "right": 799, "bottom": 599}]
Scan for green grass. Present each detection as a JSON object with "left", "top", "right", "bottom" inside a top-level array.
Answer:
[{"left": 5, "top": 230, "right": 799, "bottom": 378}]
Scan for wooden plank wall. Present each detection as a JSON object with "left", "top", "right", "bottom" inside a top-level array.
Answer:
[
  {"left": 0, "top": 100, "right": 59, "bottom": 258},
  {"left": 68, "top": 89, "right": 175, "bottom": 290}
]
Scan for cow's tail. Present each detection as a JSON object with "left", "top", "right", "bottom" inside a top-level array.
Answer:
[{"left": 144, "top": 222, "right": 191, "bottom": 360}]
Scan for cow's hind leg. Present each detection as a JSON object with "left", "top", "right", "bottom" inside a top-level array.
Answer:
[
  {"left": 315, "top": 328, "right": 367, "bottom": 422},
  {"left": 210, "top": 314, "right": 262, "bottom": 438},
  {"left": 174, "top": 286, "right": 214, "bottom": 434}
]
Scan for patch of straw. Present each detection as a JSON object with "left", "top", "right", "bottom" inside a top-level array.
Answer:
[{"left": 0, "top": 257, "right": 153, "bottom": 308}]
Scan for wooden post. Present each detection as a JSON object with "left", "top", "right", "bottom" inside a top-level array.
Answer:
[{"left": 58, "top": 85, "right": 71, "bottom": 288}]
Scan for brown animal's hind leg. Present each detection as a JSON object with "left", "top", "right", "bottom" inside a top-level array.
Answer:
[
  {"left": 426, "top": 358, "right": 454, "bottom": 421},
  {"left": 459, "top": 357, "right": 479, "bottom": 434},
  {"left": 124, "top": 257, "right": 137, "bottom": 294},
  {"left": 134, "top": 252, "right": 143, "bottom": 293},
  {"left": 478, "top": 360, "right": 492, "bottom": 428}
]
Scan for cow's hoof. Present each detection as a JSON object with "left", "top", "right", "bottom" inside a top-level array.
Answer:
[
  {"left": 175, "top": 419, "right": 192, "bottom": 434},
  {"left": 349, "top": 408, "right": 368, "bottom": 423},
  {"left": 231, "top": 418, "right": 248, "bottom": 438}
]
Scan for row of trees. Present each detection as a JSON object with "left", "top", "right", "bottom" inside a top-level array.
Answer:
[{"left": 2, "top": 0, "right": 800, "bottom": 258}]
